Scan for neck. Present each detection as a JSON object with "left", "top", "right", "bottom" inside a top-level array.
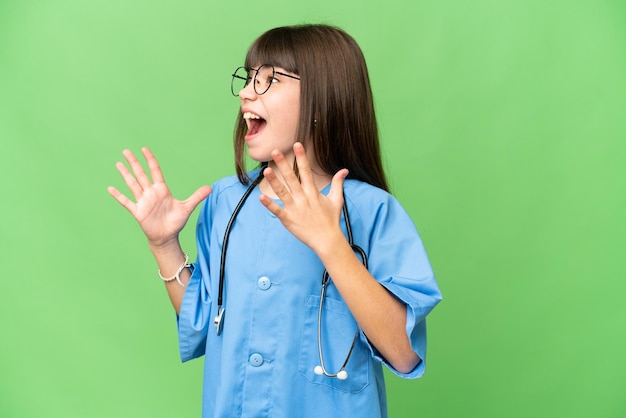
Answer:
[{"left": 259, "top": 160, "right": 332, "bottom": 198}]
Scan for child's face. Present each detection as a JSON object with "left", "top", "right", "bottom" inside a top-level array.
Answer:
[{"left": 239, "top": 65, "right": 301, "bottom": 164}]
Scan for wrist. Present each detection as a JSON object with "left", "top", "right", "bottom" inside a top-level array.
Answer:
[
  {"left": 313, "top": 229, "right": 351, "bottom": 261},
  {"left": 148, "top": 238, "right": 182, "bottom": 257},
  {"left": 158, "top": 252, "right": 190, "bottom": 287}
]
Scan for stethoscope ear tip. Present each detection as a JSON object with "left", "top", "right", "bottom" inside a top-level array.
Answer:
[
  {"left": 337, "top": 370, "right": 348, "bottom": 380},
  {"left": 314, "top": 366, "right": 324, "bottom": 375}
]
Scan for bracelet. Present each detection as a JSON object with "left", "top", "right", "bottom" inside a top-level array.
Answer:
[{"left": 158, "top": 253, "right": 190, "bottom": 287}]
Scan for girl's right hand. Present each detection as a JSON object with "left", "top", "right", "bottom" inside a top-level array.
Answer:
[{"left": 107, "top": 147, "right": 212, "bottom": 249}]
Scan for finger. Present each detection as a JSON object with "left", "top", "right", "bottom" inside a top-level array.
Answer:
[
  {"left": 142, "top": 147, "right": 166, "bottom": 184},
  {"left": 107, "top": 186, "right": 137, "bottom": 215},
  {"left": 115, "top": 160, "right": 144, "bottom": 200},
  {"left": 327, "top": 168, "right": 349, "bottom": 204},
  {"left": 263, "top": 166, "right": 294, "bottom": 205},
  {"left": 259, "top": 193, "right": 286, "bottom": 220},
  {"left": 292, "top": 142, "right": 315, "bottom": 191},
  {"left": 183, "top": 185, "right": 212, "bottom": 212},
  {"left": 270, "top": 148, "right": 301, "bottom": 195},
  {"left": 123, "top": 149, "right": 152, "bottom": 189}
]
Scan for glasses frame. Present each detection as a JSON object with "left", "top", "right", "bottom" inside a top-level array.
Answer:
[{"left": 231, "top": 64, "right": 300, "bottom": 96}]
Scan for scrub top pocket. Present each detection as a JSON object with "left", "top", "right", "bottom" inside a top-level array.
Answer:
[{"left": 298, "top": 295, "right": 370, "bottom": 393}]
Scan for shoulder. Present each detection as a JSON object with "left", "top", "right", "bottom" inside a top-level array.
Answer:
[
  {"left": 343, "top": 179, "right": 403, "bottom": 215},
  {"left": 197, "top": 168, "right": 262, "bottom": 223},
  {"left": 209, "top": 168, "right": 263, "bottom": 202},
  {"left": 210, "top": 173, "right": 245, "bottom": 199},
  {"left": 343, "top": 179, "right": 391, "bottom": 199},
  {"left": 342, "top": 179, "right": 416, "bottom": 236}
]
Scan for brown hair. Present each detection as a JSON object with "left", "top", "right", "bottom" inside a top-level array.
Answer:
[{"left": 234, "top": 24, "right": 388, "bottom": 192}]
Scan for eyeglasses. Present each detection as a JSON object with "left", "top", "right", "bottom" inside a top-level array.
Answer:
[{"left": 231, "top": 64, "right": 300, "bottom": 96}]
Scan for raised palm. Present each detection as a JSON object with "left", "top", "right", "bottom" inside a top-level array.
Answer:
[{"left": 108, "top": 147, "right": 212, "bottom": 247}]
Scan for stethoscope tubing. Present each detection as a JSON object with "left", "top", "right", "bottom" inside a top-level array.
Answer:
[
  {"left": 214, "top": 168, "right": 368, "bottom": 381},
  {"left": 214, "top": 169, "right": 265, "bottom": 335},
  {"left": 315, "top": 204, "right": 367, "bottom": 380}
]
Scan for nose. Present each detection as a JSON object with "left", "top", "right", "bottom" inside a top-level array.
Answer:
[{"left": 238, "top": 81, "right": 257, "bottom": 100}]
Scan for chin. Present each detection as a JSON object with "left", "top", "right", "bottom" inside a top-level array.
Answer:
[{"left": 246, "top": 149, "right": 272, "bottom": 165}]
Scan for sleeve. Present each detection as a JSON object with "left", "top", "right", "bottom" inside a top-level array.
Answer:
[
  {"left": 357, "top": 194, "right": 442, "bottom": 379},
  {"left": 177, "top": 193, "right": 215, "bottom": 362}
]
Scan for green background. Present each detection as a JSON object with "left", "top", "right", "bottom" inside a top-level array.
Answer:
[{"left": 1, "top": 0, "right": 624, "bottom": 417}]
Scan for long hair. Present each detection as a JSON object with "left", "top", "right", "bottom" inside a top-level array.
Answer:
[{"left": 233, "top": 24, "right": 388, "bottom": 192}]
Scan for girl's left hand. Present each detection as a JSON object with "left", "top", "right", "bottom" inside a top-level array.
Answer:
[{"left": 259, "top": 142, "right": 349, "bottom": 253}]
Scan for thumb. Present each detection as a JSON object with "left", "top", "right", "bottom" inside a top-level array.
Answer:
[
  {"left": 327, "top": 169, "right": 349, "bottom": 204},
  {"left": 184, "top": 185, "right": 212, "bottom": 211}
]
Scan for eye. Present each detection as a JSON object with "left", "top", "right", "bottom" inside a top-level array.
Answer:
[{"left": 262, "top": 73, "right": 278, "bottom": 84}]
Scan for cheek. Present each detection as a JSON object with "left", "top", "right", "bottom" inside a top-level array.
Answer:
[
  {"left": 288, "top": 98, "right": 301, "bottom": 130},
  {"left": 265, "top": 92, "right": 300, "bottom": 136},
  {"left": 278, "top": 102, "right": 300, "bottom": 133}
]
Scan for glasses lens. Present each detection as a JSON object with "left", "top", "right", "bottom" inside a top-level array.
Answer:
[
  {"left": 231, "top": 65, "right": 276, "bottom": 96},
  {"left": 231, "top": 67, "right": 250, "bottom": 96},
  {"left": 254, "top": 64, "right": 275, "bottom": 95}
]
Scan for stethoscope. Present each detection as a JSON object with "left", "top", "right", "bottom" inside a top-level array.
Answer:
[{"left": 213, "top": 167, "right": 367, "bottom": 381}]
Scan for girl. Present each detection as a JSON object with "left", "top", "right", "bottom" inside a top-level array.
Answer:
[{"left": 109, "top": 24, "right": 441, "bottom": 418}]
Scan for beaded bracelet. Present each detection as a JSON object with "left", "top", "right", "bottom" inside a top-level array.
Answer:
[{"left": 158, "top": 253, "right": 190, "bottom": 287}]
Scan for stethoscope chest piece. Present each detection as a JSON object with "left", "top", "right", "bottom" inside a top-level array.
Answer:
[{"left": 214, "top": 307, "right": 225, "bottom": 336}]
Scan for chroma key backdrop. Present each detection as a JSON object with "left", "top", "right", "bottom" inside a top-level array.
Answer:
[{"left": 1, "top": 0, "right": 624, "bottom": 417}]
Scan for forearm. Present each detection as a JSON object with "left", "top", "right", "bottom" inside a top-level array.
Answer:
[
  {"left": 149, "top": 240, "right": 191, "bottom": 315},
  {"left": 316, "top": 235, "right": 420, "bottom": 374}
]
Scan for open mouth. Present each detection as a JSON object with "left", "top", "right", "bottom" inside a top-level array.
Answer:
[{"left": 243, "top": 112, "right": 267, "bottom": 139}]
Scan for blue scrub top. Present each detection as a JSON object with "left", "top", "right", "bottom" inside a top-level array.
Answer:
[{"left": 177, "top": 169, "right": 442, "bottom": 418}]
